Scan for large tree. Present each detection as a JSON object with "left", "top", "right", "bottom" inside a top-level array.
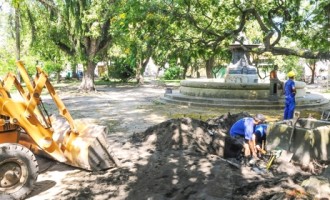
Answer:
[
  {"left": 148, "top": 0, "right": 330, "bottom": 76},
  {"left": 32, "top": 0, "right": 118, "bottom": 91},
  {"left": 110, "top": 0, "right": 182, "bottom": 83},
  {"left": 5, "top": 0, "right": 330, "bottom": 83}
]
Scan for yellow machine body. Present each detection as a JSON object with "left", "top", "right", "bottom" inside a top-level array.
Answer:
[{"left": 0, "top": 61, "right": 118, "bottom": 171}]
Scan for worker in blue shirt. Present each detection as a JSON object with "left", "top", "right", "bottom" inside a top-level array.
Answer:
[
  {"left": 253, "top": 124, "right": 268, "bottom": 157},
  {"left": 229, "top": 114, "right": 266, "bottom": 160},
  {"left": 283, "top": 71, "right": 296, "bottom": 120}
]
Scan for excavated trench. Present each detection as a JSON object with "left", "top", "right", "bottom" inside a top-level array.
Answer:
[{"left": 127, "top": 112, "right": 330, "bottom": 199}]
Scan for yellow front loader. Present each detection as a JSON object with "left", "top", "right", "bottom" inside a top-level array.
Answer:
[{"left": 0, "top": 61, "right": 119, "bottom": 199}]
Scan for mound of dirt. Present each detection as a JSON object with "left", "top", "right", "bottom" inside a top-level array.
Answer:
[
  {"left": 125, "top": 112, "right": 329, "bottom": 200},
  {"left": 130, "top": 112, "right": 251, "bottom": 158}
]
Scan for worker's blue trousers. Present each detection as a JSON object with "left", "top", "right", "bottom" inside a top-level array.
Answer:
[{"left": 283, "top": 97, "right": 295, "bottom": 120}]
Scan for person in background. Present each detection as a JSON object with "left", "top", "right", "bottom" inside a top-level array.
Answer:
[
  {"left": 283, "top": 71, "right": 296, "bottom": 120},
  {"left": 229, "top": 114, "right": 266, "bottom": 162},
  {"left": 269, "top": 65, "right": 283, "bottom": 100}
]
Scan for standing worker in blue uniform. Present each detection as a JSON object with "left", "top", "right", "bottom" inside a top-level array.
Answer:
[
  {"left": 283, "top": 71, "right": 296, "bottom": 119},
  {"left": 229, "top": 114, "right": 266, "bottom": 161}
]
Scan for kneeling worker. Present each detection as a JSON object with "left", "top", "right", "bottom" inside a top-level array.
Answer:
[
  {"left": 229, "top": 114, "right": 266, "bottom": 161},
  {"left": 253, "top": 123, "right": 268, "bottom": 157}
]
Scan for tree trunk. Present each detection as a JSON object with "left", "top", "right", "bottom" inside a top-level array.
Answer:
[
  {"left": 205, "top": 57, "right": 215, "bottom": 78},
  {"left": 79, "top": 61, "right": 95, "bottom": 91},
  {"left": 136, "top": 56, "right": 151, "bottom": 84},
  {"left": 70, "top": 60, "right": 78, "bottom": 79},
  {"left": 15, "top": 6, "right": 21, "bottom": 83},
  {"left": 56, "top": 72, "right": 61, "bottom": 83},
  {"left": 308, "top": 60, "right": 317, "bottom": 84},
  {"left": 136, "top": 59, "right": 144, "bottom": 84},
  {"left": 182, "top": 64, "right": 189, "bottom": 79},
  {"left": 15, "top": 7, "right": 20, "bottom": 60},
  {"left": 311, "top": 69, "right": 315, "bottom": 84}
]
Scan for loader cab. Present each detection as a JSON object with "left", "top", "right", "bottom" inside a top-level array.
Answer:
[
  {"left": 0, "top": 85, "right": 20, "bottom": 144},
  {"left": 0, "top": 115, "right": 19, "bottom": 144}
]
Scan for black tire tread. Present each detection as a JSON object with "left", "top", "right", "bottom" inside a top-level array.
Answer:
[{"left": 0, "top": 143, "right": 39, "bottom": 200}]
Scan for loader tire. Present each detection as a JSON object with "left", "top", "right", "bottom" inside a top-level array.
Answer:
[{"left": 0, "top": 143, "right": 39, "bottom": 200}]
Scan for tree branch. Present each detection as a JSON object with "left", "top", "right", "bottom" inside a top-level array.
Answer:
[
  {"left": 54, "top": 41, "right": 75, "bottom": 56},
  {"left": 268, "top": 47, "right": 330, "bottom": 59},
  {"left": 26, "top": 7, "right": 36, "bottom": 45},
  {"left": 36, "top": 0, "right": 59, "bottom": 13},
  {"left": 96, "top": 19, "right": 112, "bottom": 53}
]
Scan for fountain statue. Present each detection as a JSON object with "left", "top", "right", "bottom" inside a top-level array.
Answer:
[{"left": 224, "top": 44, "right": 259, "bottom": 84}]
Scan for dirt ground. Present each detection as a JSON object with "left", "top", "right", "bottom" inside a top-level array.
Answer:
[{"left": 22, "top": 83, "right": 330, "bottom": 200}]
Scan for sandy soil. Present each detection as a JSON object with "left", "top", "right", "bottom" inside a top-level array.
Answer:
[{"left": 22, "top": 83, "right": 330, "bottom": 200}]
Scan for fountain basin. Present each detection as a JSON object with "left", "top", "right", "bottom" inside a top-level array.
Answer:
[
  {"left": 180, "top": 79, "right": 306, "bottom": 99},
  {"left": 160, "top": 79, "right": 329, "bottom": 109}
]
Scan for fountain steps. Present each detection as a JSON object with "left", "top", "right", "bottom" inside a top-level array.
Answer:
[{"left": 159, "top": 92, "right": 329, "bottom": 109}]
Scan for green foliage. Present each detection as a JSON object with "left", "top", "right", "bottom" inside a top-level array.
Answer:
[
  {"left": 43, "top": 61, "right": 63, "bottom": 75},
  {"left": 280, "top": 56, "right": 303, "bottom": 79},
  {"left": 163, "top": 65, "right": 183, "bottom": 80},
  {"left": 283, "top": 0, "right": 330, "bottom": 52},
  {"left": 19, "top": 58, "right": 37, "bottom": 76},
  {"left": 108, "top": 58, "right": 135, "bottom": 82},
  {"left": 0, "top": 17, "right": 16, "bottom": 77},
  {"left": 2, "top": 0, "right": 330, "bottom": 85},
  {"left": 212, "top": 65, "right": 227, "bottom": 78},
  {"left": 100, "top": 74, "right": 110, "bottom": 82},
  {"left": 0, "top": 55, "right": 16, "bottom": 77}
]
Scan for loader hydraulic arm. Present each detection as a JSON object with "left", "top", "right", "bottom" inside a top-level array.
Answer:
[
  {"left": 16, "top": 61, "right": 77, "bottom": 132},
  {"left": 0, "top": 61, "right": 119, "bottom": 170},
  {"left": 2, "top": 72, "right": 27, "bottom": 100}
]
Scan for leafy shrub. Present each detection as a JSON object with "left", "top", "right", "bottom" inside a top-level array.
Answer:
[
  {"left": 163, "top": 65, "right": 183, "bottom": 80},
  {"left": 100, "top": 74, "right": 110, "bottom": 81},
  {"left": 108, "top": 58, "right": 135, "bottom": 82},
  {"left": 43, "top": 61, "right": 63, "bottom": 75}
]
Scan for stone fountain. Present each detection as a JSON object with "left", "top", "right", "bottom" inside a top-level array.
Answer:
[{"left": 160, "top": 44, "right": 329, "bottom": 109}]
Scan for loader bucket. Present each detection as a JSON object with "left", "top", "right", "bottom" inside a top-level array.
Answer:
[{"left": 50, "top": 116, "right": 120, "bottom": 171}]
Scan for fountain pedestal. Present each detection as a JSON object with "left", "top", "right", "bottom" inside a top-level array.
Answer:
[{"left": 224, "top": 44, "right": 259, "bottom": 84}]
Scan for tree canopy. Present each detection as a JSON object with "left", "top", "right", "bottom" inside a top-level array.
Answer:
[{"left": 0, "top": 0, "right": 329, "bottom": 89}]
